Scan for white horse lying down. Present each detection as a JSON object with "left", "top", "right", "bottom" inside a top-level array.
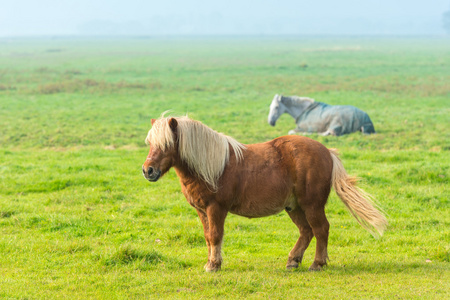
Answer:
[{"left": 268, "top": 94, "right": 376, "bottom": 136}]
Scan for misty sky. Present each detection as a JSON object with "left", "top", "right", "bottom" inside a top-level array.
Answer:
[{"left": 1, "top": 0, "right": 450, "bottom": 36}]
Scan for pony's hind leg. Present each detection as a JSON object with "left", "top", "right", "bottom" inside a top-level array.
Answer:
[
  {"left": 286, "top": 208, "right": 314, "bottom": 269},
  {"left": 304, "top": 207, "right": 330, "bottom": 271}
]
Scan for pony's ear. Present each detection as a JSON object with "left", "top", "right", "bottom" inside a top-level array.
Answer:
[
  {"left": 151, "top": 118, "right": 156, "bottom": 126},
  {"left": 168, "top": 118, "right": 178, "bottom": 132}
]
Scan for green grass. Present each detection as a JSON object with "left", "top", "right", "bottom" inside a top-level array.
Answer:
[{"left": 0, "top": 37, "right": 449, "bottom": 299}]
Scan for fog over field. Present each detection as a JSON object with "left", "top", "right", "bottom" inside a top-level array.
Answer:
[{"left": 1, "top": 0, "right": 450, "bottom": 36}]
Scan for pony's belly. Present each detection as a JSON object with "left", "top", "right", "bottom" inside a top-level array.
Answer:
[
  {"left": 229, "top": 195, "right": 296, "bottom": 218},
  {"left": 229, "top": 207, "right": 285, "bottom": 218}
]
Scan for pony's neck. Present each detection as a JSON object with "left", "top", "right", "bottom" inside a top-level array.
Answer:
[
  {"left": 172, "top": 143, "right": 241, "bottom": 194},
  {"left": 174, "top": 163, "right": 197, "bottom": 186},
  {"left": 173, "top": 157, "right": 218, "bottom": 195}
]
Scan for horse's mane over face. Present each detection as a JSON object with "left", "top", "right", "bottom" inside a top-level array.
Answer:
[
  {"left": 145, "top": 116, "right": 177, "bottom": 152},
  {"left": 146, "top": 115, "right": 246, "bottom": 191}
]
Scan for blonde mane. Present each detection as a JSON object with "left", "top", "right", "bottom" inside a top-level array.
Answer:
[{"left": 146, "top": 116, "right": 246, "bottom": 190}]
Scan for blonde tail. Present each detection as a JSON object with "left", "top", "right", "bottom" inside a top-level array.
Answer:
[{"left": 329, "top": 149, "right": 387, "bottom": 238}]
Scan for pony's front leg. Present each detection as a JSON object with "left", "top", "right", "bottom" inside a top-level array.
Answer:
[
  {"left": 196, "top": 209, "right": 211, "bottom": 269},
  {"left": 204, "top": 203, "right": 228, "bottom": 272}
]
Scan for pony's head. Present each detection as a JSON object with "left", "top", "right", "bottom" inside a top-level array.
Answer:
[
  {"left": 142, "top": 115, "right": 246, "bottom": 190},
  {"left": 142, "top": 117, "right": 179, "bottom": 182},
  {"left": 268, "top": 94, "right": 287, "bottom": 126}
]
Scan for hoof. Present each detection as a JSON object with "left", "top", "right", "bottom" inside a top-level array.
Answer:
[
  {"left": 308, "top": 262, "right": 325, "bottom": 271},
  {"left": 286, "top": 259, "right": 299, "bottom": 270},
  {"left": 286, "top": 263, "right": 299, "bottom": 270},
  {"left": 204, "top": 262, "right": 221, "bottom": 272}
]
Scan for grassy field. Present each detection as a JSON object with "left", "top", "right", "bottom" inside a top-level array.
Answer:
[{"left": 0, "top": 37, "right": 449, "bottom": 299}]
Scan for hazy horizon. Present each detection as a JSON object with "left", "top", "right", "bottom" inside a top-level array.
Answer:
[{"left": 1, "top": 0, "right": 450, "bottom": 37}]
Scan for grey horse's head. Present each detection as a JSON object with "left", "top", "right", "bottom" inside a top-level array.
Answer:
[{"left": 268, "top": 94, "right": 287, "bottom": 126}]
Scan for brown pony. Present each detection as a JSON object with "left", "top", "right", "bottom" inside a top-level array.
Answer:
[{"left": 142, "top": 115, "right": 387, "bottom": 272}]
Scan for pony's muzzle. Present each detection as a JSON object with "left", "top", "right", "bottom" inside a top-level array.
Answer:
[{"left": 142, "top": 165, "right": 161, "bottom": 182}]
